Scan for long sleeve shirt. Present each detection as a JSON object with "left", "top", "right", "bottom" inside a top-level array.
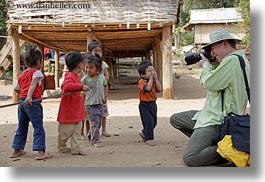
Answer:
[
  {"left": 57, "top": 71, "right": 85, "bottom": 124},
  {"left": 193, "top": 50, "right": 250, "bottom": 129}
]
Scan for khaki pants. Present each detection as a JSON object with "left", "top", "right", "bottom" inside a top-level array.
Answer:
[
  {"left": 58, "top": 122, "right": 82, "bottom": 154},
  {"left": 170, "top": 110, "right": 227, "bottom": 166}
]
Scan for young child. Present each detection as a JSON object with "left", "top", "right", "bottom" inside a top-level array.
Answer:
[
  {"left": 81, "top": 55, "right": 108, "bottom": 147},
  {"left": 57, "top": 51, "right": 89, "bottom": 155},
  {"left": 80, "top": 53, "right": 90, "bottom": 140},
  {"left": 88, "top": 41, "right": 111, "bottom": 137},
  {"left": 137, "top": 61, "right": 162, "bottom": 146},
  {"left": 11, "top": 45, "right": 52, "bottom": 160}
]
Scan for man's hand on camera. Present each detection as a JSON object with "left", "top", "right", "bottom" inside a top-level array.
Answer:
[{"left": 198, "top": 53, "right": 208, "bottom": 67}]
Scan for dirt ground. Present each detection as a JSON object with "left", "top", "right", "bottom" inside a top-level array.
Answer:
[{"left": 0, "top": 74, "right": 207, "bottom": 167}]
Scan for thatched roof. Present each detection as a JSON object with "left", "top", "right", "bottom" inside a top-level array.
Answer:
[{"left": 7, "top": 0, "right": 181, "bottom": 57}]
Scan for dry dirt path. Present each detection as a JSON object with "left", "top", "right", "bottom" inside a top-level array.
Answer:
[{"left": 0, "top": 76, "right": 207, "bottom": 167}]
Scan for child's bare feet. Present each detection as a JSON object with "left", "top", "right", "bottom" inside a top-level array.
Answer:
[
  {"left": 72, "top": 151, "right": 86, "bottom": 156},
  {"left": 92, "top": 143, "right": 104, "bottom": 148},
  {"left": 10, "top": 149, "right": 26, "bottom": 158},
  {"left": 58, "top": 147, "right": 71, "bottom": 153},
  {"left": 35, "top": 150, "right": 52, "bottom": 160},
  {"left": 102, "top": 131, "right": 111, "bottom": 137}
]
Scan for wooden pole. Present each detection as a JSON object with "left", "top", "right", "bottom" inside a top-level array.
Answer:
[
  {"left": 161, "top": 26, "right": 173, "bottom": 99},
  {"left": 12, "top": 29, "right": 20, "bottom": 103},
  {"left": 54, "top": 50, "right": 59, "bottom": 88},
  {"left": 37, "top": 44, "right": 45, "bottom": 92},
  {"left": 155, "top": 35, "right": 162, "bottom": 84},
  {"left": 109, "top": 58, "right": 114, "bottom": 81},
  {"left": 87, "top": 32, "right": 92, "bottom": 52},
  {"left": 152, "top": 41, "right": 157, "bottom": 69},
  {"left": 114, "top": 58, "right": 118, "bottom": 78}
]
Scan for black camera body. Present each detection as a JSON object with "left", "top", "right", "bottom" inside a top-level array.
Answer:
[{"left": 184, "top": 51, "right": 215, "bottom": 65}]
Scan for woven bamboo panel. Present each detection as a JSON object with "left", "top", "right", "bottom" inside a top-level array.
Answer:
[{"left": 7, "top": 0, "right": 178, "bottom": 24}]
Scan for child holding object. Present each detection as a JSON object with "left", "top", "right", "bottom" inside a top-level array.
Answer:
[
  {"left": 57, "top": 51, "right": 89, "bottom": 155},
  {"left": 11, "top": 45, "right": 52, "bottom": 160}
]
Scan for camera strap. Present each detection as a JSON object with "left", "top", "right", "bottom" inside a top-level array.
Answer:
[{"left": 220, "top": 54, "right": 250, "bottom": 116}]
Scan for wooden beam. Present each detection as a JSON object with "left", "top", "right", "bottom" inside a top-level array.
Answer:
[
  {"left": 161, "top": 26, "right": 173, "bottom": 99},
  {"left": 19, "top": 32, "right": 67, "bottom": 52},
  {"left": 12, "top": 29, "right": 20, "bottom": 103},
  {"left": 87, "top": 32, "right": 92, "bottom": 52},
  {"left": 54, "top": 50, "right": 59, "bottom": 88},
  {"left": 37, "top": 44, "right": 45, "bottom": 93},
  {"left": 155, "top": 35, "right": 162, "bottom": 83}
]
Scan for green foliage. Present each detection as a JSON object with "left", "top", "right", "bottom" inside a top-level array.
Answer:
[
  {"left": 235, "top": 0, "right": 250, "bottom": 51},
  {"left": 189, "top": 0, "right": 236, "bottom": 9},
  {"left": 0, "top": 0, "right": 6, "bottom": 31},
  {"left": 176, "top": 0, "right": 240, "bottom": 47},
  {"left": 180, "top": 30, "right": 194, "bottom": 46}
]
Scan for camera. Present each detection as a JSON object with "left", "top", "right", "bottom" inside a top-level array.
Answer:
[{"left": 184, "top": 51, "right": 215, "bottom": 65}]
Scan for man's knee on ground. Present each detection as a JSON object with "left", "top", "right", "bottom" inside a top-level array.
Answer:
[
  {"left": 182, "top": 152, "right": 200, "bottom": 167},
  {"left": 170, "top": 114, "right": 180, "bottom": 129}
]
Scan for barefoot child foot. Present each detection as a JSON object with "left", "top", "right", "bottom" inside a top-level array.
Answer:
[
  {"left": 72, "top": 151, "right": 86, "bottom": 156},
  {"left": 35, "top": 150, "right": 53, "bottom": 160}
]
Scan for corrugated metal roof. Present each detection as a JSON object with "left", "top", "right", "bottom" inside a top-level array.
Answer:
[{"left": 189, "top": 8, "right": 243, "bottom": 24}]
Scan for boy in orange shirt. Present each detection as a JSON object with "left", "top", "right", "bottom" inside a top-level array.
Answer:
[{"left": 137, "top": 61, "right": 162, "bottom": 146}]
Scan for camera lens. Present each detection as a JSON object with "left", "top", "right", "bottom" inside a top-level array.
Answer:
[{"left": 184, "top": 53, "right": 201, "bottom": 65}]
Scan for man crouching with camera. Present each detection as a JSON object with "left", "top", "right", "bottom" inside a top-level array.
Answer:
[{"left": 170, "top": 28, "right": 250, "bottom": 166}]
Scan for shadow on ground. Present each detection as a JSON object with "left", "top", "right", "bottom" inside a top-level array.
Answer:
[{"left": 0, "top": 116, "right": 187, "bottom": 167}]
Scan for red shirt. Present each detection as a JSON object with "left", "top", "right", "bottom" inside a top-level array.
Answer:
[
  {"left": 138, "top": 79, "right": 158, "bottom": 102},
  {"left": 18, "top": 68, "right": 43, "bottom": 99},
  {"left": 57, "top": 72, "right": 85, "bottom": 124}
]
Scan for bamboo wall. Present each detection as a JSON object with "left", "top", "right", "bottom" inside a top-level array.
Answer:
[{"left": 194, "top": 24, "right": 245, "bottom": 46}]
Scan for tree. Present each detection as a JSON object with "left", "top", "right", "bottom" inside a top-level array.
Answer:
[
  {"left": 235, "top": 0, "right": 250, "bottom": 51},
  {"left": 0, "top": 0, "right": 6, "bottom": 31},
  {"left": 176, "top": 0, "right": 240, "bottom": 47},
  {"left": 0, "top": 0, "right": 7, "bottom": 49}
]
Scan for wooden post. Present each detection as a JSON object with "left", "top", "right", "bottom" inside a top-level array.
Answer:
[
  {"left": 145, "top": 50, "right": 151, "bottom": 60},
  {"left": 152, "top": 41, "right": 157, "bottom": 68},
  {"left": 113, "top": 58, "right": 118, "bottom": 78},
  {"left": 117, "top": 58, "right": 120, "bottom": 78},
  {"left": 161, "top": 26, "right": 173, "bottom": 99},
  {"left": 109, "top": 58, "right": 114, "bottom": 81},
  {"left": 54, "top": 50, "right": 59, "bottom": 88},
  {"left": 87, "top": 32, "right": 92, "bottom": 52},
  {"left": 12, "top": 29, "right": 20, "bottom": 103},
  {"left": 155, "top": 35, "right": 162, "bottom": 84},
  {"left": 37, "top": 44, "right": 45, "bottom": 92}
]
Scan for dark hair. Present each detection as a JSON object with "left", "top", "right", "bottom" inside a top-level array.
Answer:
[
  {"left": 88, "top": 41, "right": 102, "bottom": 53},
  {"left": 86, "top": 54, "right": 102, "bottom": 73},
  {"left": 137, "top": 60, "right": 153, "bottom": 75},
  {"left": 65, "top": 51, "right": 83, "bottom": 71},
  {"left": 24, "top": 44, "right": 42, "bottom": 67},
  {"left": 227, "top": 39, "right": 236, "bottom": 49}
]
